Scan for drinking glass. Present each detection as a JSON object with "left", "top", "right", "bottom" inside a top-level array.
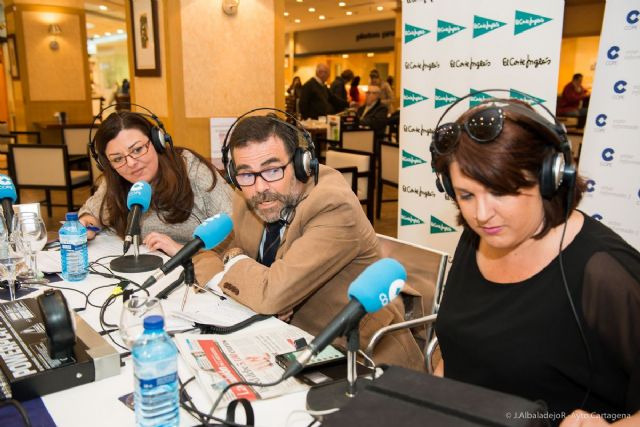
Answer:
[
  {"left": 0, "top": 238, "right": 27, "bottom": 301},
  {"left": 11, "top": 211, "right": 47, "bottom": 280},
  {"left": 119, "top": 296, "right": 164, "bottom": 349}
]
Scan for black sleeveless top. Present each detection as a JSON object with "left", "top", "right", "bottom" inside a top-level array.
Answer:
[{"left": 436, "top": 213, "right": 640, "bottom": 423}]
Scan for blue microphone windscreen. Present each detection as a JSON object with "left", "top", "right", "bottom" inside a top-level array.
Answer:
[
  {"left": 348, "top": 258, "right": 406, "bottom": 313},
  {"left": 0, "top": 175, "right": 17, "bottom": 202},
  {"left": 127, "top": 181, "right": 152, "bottom": 212},
  {"left": 194, "top": 213, "right": 233, "bottom": 250}
]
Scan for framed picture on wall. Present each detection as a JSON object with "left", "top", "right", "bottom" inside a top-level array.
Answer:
[
  {"left": 8, "top": 34, "right": 19, "bottom": 80},
  {"left": 130, "top": 0, "right": 161, "bottom": 77}
]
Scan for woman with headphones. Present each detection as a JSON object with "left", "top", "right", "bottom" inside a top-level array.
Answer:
[
  {"left": 79, "top": 110, "right": 233, "bottom": 256},
  {"left": 430, "top": 99, "right": 639, "bottom": 426}
]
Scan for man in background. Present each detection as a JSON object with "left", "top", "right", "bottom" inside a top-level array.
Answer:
[
  {"left": 369, "top": 69, "right": 395, "bottom": 112},
  {"left": 358, "top": 85, "right": 389, "bottom": 143},
  {"left": 330, "top": 69, "right": 354, "bottom": 107},
  {"left": 557, "top": 73, "right": 590, "bottom": 128},
  {"left": 299, "top": 64, "right": 349, "bottom": 120}
]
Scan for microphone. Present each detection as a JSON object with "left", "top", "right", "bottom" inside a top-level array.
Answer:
[
  {"left": 0, "top": 175, "right": 17, "bottom": 230},
  {"left": 283, "top": 258, "right": 406, "bottom": 379},
  {"left": 142, "top": 213, "right": 233, "bottom": 290},
  {"left": 123, "top": 181, "right": 152, "bottom": 254}
]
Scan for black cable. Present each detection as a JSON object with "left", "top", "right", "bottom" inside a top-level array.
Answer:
[
  {"left": 39, "top": 283, "right": 90, "bottom": 312},
  {"left": 195, "top": 314, "right": 271, "bottom": 335},
  {"left": 0, "top": 399, "right": 32, "bottom": 427},
  {"left": 207, "top": 377, "right": 286, "bottom": 423},
  {"left": 557, "top": 184, "right": 592, "bottom": 409},
  {"left": 179, "top": 377, "right": 252, "bottom": 427}
]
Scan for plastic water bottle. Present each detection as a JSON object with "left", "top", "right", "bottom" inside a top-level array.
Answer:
[
  {"left": 132, "top": 315, "right": 179, "bottom": 427},
  {"left": 59, "top": 212, "right": 88, "bottom": 281}
]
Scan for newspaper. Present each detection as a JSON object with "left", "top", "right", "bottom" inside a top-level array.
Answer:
[{"left": 175, "top": 324, "right": 311, "bottom": 408}]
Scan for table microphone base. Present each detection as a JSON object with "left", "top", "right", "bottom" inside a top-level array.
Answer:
[
  {"left": 110, "top": 254, "right": 163, "bottom": 273},
  {"left": 306, "top": 377, "right": 372, "bottom": 412}
]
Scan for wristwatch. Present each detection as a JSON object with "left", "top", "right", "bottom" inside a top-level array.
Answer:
[{"left": 223, "top": 247, "right": 245, "bottom": 266}]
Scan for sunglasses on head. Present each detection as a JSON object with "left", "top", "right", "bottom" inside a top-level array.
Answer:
[{"left": 431, "top": 105, "right": 507, "bottom": 156}]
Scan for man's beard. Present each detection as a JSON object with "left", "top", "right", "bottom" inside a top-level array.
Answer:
[{"left": 248, "top": 190, "right": 301, "bottom": 223}]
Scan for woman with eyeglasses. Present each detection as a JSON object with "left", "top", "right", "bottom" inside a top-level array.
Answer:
[
  {"left": 78, "top": 111, "right": 233, "bottom": 256},
  {"left": 431, "top": 99, "right": 640, "bottom": 426}
]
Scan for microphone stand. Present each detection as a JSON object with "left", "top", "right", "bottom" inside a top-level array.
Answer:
[
  {"left": 110, "top": 227, "right": 163, "bottom": 273},
  {"left": 306, "top": 326, "right": 371, "bottom": 412}
]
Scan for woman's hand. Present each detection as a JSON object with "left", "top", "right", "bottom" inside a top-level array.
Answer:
[
  {"left": 78, "top": 214, "right": 100, "bottom": 240},
  {"left": 143, "top": 232, "right": 183, "bottom": 256}
]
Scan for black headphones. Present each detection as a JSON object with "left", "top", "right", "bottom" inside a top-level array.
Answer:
[
  {"left": 430, "top": 89, "right": 575, "bottom": 201},
  {"left": 88, "top": 103, "right": 174, "bottom": 171},
  {"left": 221, "top": 107, "right": 319, "bottom": 188}
]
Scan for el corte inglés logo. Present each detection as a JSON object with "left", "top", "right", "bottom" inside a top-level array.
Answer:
[
  {"left": 437, "top": 20, "right": 466, "bottom": 41},
  {"left": 473, "top": 15, "right": 507, "bottom": 38},
  {"left": 430, "top": 216, "right": 456, "bottom": 234},
  {"left": 514, "top": 10, "right": 552, "bottom": 35},
  {"left": 469, "top": 89, "right": 493, "bottom": 107},
  {"left": 403, "top": 89, "right": 429, "bottom": 107},
  {"left": 435, "top": 89, "right": 459, "bottom": 108},
  {"left": 402, "top": 150, "right": 426, "bottom": 168},
  {"left": 405, "top": 24, "right": 430, "bottom": 43},
  {"left": 401, "top": 209, "right": 424, "bottom": 226},
  {"left": 510, "top": 89, "right": 546, "bottom": 105}
]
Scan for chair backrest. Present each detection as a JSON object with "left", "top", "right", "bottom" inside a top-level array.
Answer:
[
  {"left": 341, "top": 129, "right": 375, "bottom": 154},
  {"left": 377, "top": 234, "right": 449, "bottom": 338},
  {"left": 334, "top": 166, "right": 358, "bottom": 194},
  {"left": 92, "top": 97, "right": 105, "bottom": 118},
  {"left": 62, "top": 127, "right": 92, "bottom": 156},
  {"left": 380, "top": 141, "right": 399, "bottom": 185},
  {"left": 325, "top": 148, "right": 372, "bottom": 202},
  {"left": 10, "top": 131, "right": 41, "bottom": 144},
  {"left": 9, "top": 144, "right": 69, "bottom": 187}
]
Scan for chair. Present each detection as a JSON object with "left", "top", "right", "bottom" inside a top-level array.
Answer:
[
  {"left": 92, "top": 96, "right": 105, "bottom": 117},
  {"left": 334, "top": 166, "right": 358, "bottom": 194},
  {"left": 61, "top": 126, "right": 92, "bottom": 160},
  {"left": 10, "top": 131, "right": 42, "bottom": 145},
  {"left": 340, "top": 129, "right": 375, "bottom": 154},
  {"left": 0, "top": 133, "right": 17, "bottom": 173},
  {"left": 376, "top": 141, "right": 399, "bottom": 219},
  {"left": 8, "top": 144, "right": 91, "bottom": 217},
  {"left": 325, "top": 147, "right": 375, "bottom": 222},
  {"left": 366, "top": 234, "right": 449, "bottom": 373}
]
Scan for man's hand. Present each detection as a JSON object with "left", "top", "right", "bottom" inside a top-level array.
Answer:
[{"left": 143, "top": 232, "right": 183, "bottom": 256}]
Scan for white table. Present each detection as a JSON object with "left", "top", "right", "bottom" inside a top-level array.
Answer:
[{"left": 31, "top": 233, "right": 316, "bottom": 427}]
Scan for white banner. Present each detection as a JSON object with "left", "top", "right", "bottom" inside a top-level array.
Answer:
[
  {"left": 578, "top": 1, "right": 640, "bottom": 251},
  {"left": 399, "top": 0, "right": 564, "bottom": 255}
]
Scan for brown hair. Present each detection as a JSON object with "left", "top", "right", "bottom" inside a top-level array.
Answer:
[
  {"left": 432, "top": 101, "right": 586, "bottom": 239},
  {"left": 93, "top": 111, "right": 218, "bottom": 237}
]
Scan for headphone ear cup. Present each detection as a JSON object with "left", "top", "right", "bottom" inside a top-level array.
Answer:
[
  {"left": 226, "top": 159, "right": 240, "bottom": 188},
  {"left": 437, "top": 174, "right": 455, "bottom": 199},
  {"left": 539, "top": 152, "right": 563, "bottom": 199},
  {"left": 293, "top": 147, "right": 311, "bottom": 182},
  {"left": 150, "top": 126, "right": 167, "bottom": 154},
  {"left": 89, "top": 140, "right": 104, "bottom": 171}
]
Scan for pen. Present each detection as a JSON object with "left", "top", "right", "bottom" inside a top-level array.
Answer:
[{"left": 86, "top": 225, "right": 101, "bottom": 233}]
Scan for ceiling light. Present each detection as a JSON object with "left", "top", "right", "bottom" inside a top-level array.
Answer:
[
  {"left": 377, "top": 6, "right": 384, "bottom": 11},
  {"left": 93, "top": 34, "right": 100, "bottom": 39},
  {"left": 342, "top": 54, "right": 349, "bottom": 58},
  {"left": 319, "top": 15, "right": 326, "bottom": 20},
  {"left": 294, "top": 18, "right": 301, "bottom": 23},
  {"left": 367, "top": 52, "right": 374, "bottom": 57},
  {"left": 104, "top": 32, "right": 111, "bottom": 36},
  {"left": 308, "top": 7, "right": 315, "bottom": 12},
  {"left": 296, "top": 0, "right": 303, "bottom": 2},
  {"left": 116, "top": 29, "right": 124, "bottom": 34},
  {"left": 339, "top": 2, "right": 346, "bottom": 6},
  {"left": 346, "top": 11, "right": 353, "bottom": 16},
  {"left": 284, "top": 11, "right": 289, "bottom": 16},
  {"left": 98, "top": 5, "right": 108, "bottom": 11}
]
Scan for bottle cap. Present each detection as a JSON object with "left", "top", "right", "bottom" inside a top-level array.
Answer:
[
  {"left": 143, "top": 315, "right": 164, "bottom": 330},
  {"left": 65, "top": 212, "right": 79, "bottom": 221}
]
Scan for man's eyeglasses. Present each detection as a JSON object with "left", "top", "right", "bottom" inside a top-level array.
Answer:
[
  {"left": 235, "top": 158, "right": 293, "bottom": 187},
  {"left": 432, "top": 106, "right": 506, "bottom": 156},
  {"left": 108, "top": 141, "right": 152, "bottom": 169}
]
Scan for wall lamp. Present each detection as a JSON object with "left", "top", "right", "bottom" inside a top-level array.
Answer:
[{"left": 48, "top": 23, "right": 62, "bottom": 51}]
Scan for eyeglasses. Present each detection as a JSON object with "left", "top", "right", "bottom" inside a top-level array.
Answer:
[
  {"left": 432, "top": 106, "right": 506, "bottom": 156},
  {"left": 108, "top": 141, "right": 152, "bottom": 169},
  {"left": 235, "top": 158, "right": 293, "bottom": 187}
]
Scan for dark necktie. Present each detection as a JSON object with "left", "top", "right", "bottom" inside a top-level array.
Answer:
[{"left": 260, "top": 221, "right": 284, "bottom": 267}]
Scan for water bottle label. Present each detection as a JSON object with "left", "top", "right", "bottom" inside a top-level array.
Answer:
[
  {"left": 139, "top": 372, "right": 177, "bottom": 390},
  {"left": 60, "top": 243, "right": 86, "bottom": 251}
]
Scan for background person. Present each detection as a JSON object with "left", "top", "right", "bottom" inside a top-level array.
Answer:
[
  {"left": 299, "top": 63, "right": 348, "bottom": 120},
  {"left": 431, "top": 99, "right": 639, "bottom": 426},
  {"left": 193, "top": 115, "right": 425, "bottom": 370},
  {"left": 357, "top": 85, "right": 389, "bottom": 142},
  {"left": 349, "top": 76, "right": 361, "bottom": 106},
  {"left": 80, "top": 111, "right": 234, "bottom": 256},
  {"left": 369, "top": 69, "right": 395, "bottom": 112},
  {"left": 557, "top": 73, "right": 590, "bottom": 128},
  {"left": 329, "top": 69, "right": 354, "bottom": 106}
]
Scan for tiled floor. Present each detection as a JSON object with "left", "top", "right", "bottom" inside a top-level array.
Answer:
[{"left": 21, "top": 185, "right": 400, "bottom": 238}]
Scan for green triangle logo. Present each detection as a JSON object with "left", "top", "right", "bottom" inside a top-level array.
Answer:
[
  {"left": 510, "top": 89, "right": 546, "bottom": 105},
  {"left": 405, "top": 24, "right": 430, "bottom": 43},
  {"left": 437, "top": 19, "right": 466, "bottom": 41},
  {"left": 435, "top": 88, "right": 459, "bottom": 109},
  {"left": 402, "top": 150, "right": 426, "bottom": 168},
  {"left": 430, "top": 216, "right": 456, "bottom": 234},
  {"left": 401, "top": 209, "right": 424, "bottom": 226},
  {"left": 469, "top": 89, "right": 493, "bottom": 107},
  {"left": 403, "top": 89, "right": 428, "bottom": 107},
  {"left": 514, "top": 10, "right": 552, "bottom": 35},
  {"left": 473, "top": 15, "right": 507, "bottom": 38}
]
